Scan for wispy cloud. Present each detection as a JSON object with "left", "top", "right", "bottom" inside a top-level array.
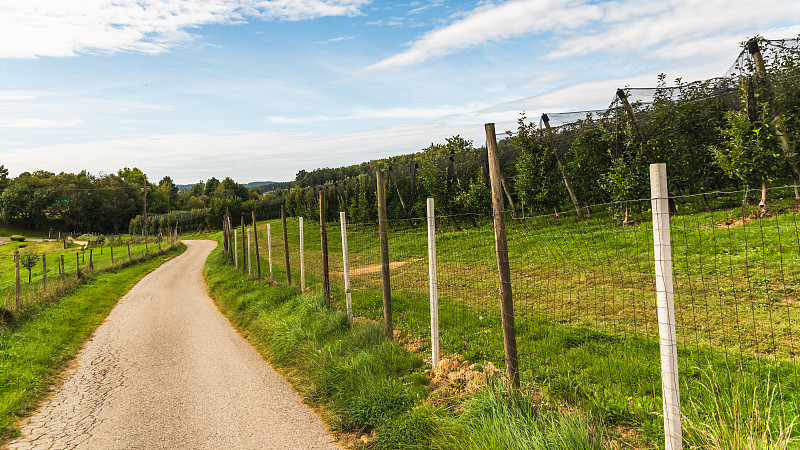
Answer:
[
  {"left": 314, "top": 35, "right": 356, "bottom": 44},
  {"left": 2, "top": 118, "right": 84, "bottom": 128},
  {"left": 0, "top": 0, "right": 370, "bottom": 59},
  {"left": 361, "top": 0, "right": 800, "bottom": 72},
  {"left": 266, "top": 102, "right": 490, "bottom": 123}
]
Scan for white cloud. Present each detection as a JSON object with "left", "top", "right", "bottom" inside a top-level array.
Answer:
[
  {"left": 361, "top": 0, "right": 800, "bottom": 72},
  {"left": 0, "top": 0, "right": 370, "bottom": 59},
  {"left": 266, "top": 102, "right": 490, "bottom": 123},
  {"left": 314, "top": 35, "right": 356, "bottom": 44}
]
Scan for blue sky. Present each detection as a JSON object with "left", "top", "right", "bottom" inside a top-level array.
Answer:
[{"left": 1, "top": 0, "right": 799, "bottom": 184}]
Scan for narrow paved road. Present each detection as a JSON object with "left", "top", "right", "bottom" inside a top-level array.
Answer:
[{"left": 9, "top": 240, "right": 339, "bottom": 450}]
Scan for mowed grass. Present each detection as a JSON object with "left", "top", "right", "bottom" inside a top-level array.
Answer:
[
  {"left": 0, "top": 243, "right": 186, "bottom": 444},
  {"left": 238, "top": 191, "right": 800, "bottom": 446}
]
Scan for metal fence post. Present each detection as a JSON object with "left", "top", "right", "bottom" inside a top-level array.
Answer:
[
  {"left": 650, "top": 163, "right": 682, "bottom": 450},
  {"left": 340, "top": 212, "right": 353, "bottom": 324},
  {"left": 427, "top": 198, "right": 440, "bottom": 369},
  {"left": 300, "top": 217, "right": 306, "bottom": 292}
]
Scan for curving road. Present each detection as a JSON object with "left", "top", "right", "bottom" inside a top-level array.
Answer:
[{"left": 9, "top": 240, "right": 338, "bottom": 450}]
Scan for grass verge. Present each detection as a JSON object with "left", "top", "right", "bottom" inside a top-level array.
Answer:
[
  {"left": 0, "top": 243, "right": 186, "bottom": 443},
  {"left": 203, "top": 234, "right": 609, "bottom": 449}
]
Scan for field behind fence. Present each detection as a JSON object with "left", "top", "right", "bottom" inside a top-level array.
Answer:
[
  {"left": 221, "top": 166, "right": 800, "bottom": 446},
  {"left": 1, "top": 235, "right": 178, "bottom": 313}
]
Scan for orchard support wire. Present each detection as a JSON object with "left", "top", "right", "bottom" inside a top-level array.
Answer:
[{"left": 650, "top": 163, "right": 682, "bottom": 449}]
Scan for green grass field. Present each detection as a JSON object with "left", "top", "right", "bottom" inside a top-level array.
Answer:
[
  {"left": 1, "top": 236, "right": 176, "bottom": 311},
  {"left": 232, "top": 189, "right": 800, "bottom": 447}
]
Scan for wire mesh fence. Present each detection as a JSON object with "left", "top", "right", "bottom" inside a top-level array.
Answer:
[{"left": 227, "top": 175, "right": 800, "bottom": 444}]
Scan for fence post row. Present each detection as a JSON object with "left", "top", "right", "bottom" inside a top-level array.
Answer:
[
  {"left": 340, "top": 212, "right": 353, "bottom": 325},
  {"left": 320, "top": 190, "right": 330, "bottom": 306},
  {"left": 376, "top": 169, "right": 393, "bottom": 339},
  {"left": 485, "top": 122, "right": 520, "bottom": 388},
  {"left": 300, "top": 217, "right": 306, "bottom": 292},
  {"left": 649, "top": 163, "right": 682, "bottom": 449},
  {"left": 427, "top": 198, "right": 440, "bottom": 369}
]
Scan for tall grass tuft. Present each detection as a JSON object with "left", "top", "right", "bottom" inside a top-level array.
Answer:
[
  {"left": 431, "top": 381, "right": 607, "bottom": 450},
  {"left": 682, "top": 364, "right": 799, "bottom": 449}
]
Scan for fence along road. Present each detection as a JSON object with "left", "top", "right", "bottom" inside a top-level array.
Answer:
[{"left": 9, "top": 240, "right": 338, "bottom": 450}]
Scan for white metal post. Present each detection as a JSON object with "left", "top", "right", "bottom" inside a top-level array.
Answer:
[
  {"left": 427, "top": 198, "right": 440, "bottom": 369},
  {"left": 300, "top": 217, "right": 306, "bottom": 292},
  {"left": 267, "top": 223, "right": 274, "bottom": 283},
  {"left": 234, "top": 229, "right": 238, "bottom": 268},
  {"left": 650, "top": 163, "right": 682, "bottom": 450},
  {"left": 247, "top": 228, "right": 252, "bottom": 275},
  {"left": 340, "top": 212, "right": 353, "bottom": 324}
]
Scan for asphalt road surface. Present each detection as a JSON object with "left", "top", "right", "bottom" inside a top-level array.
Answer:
[{"left": 9, "top": 240, "right": 339, "bottom": 450}]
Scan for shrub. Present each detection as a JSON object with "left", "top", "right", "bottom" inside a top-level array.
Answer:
[{"left": 9, "top": 235, "right": 25, "bottom": 242}]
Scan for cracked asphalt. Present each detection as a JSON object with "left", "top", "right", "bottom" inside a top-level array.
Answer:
[{"left": 9, "top": 240, "right": 339, "bottom": 450}]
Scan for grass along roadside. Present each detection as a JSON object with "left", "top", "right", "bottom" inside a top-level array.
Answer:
[
  {"left": 0, "top": 242, "right": 186, "bottom": 443},
  {"left": 203, "top": 233, "right": 611, "bottom": 449}
]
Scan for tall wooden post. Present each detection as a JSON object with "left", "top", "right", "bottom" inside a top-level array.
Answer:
[
  {"left": 485, "top": 123, "right": 520, "bottom": 387},
  {"left": 542, "top": 113, "right": 583, "bottom": 220},
  {"left": 42, "top": 254, "right": 47, "bottom": 295},
  {"left": 377, "top": 170, "right": 393, "bottom": 338},
  {"left": 320, "top": 190, "right": 330, "bottom": 306},
  {"left": 234, "top": 229, "right": 238, "bottom": 269},
  {"left": 241, "top": 216, "right": 246, "bottom": 272},
  {"left": 127, "top": 242, "right": 131, "bottom": 261},
  {"left": 110, "top": 245, "right": 114, "bottom": 265},
  {"left": 89, "top": 248, "right": 93, "bottom": 269},
  {"left": 14, "top": 250, "right": 20, "bottom": 309},
  {"left": 252, "top": 211, "right": 262, "bottom": 281},
  {"left": 282, "top": 205, "right": 292, "bottom": 285},
  {"left": 267, "top": 224, "right": 274, "bottom": 283}
]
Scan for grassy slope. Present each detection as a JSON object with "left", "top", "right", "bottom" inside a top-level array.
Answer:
[
  {"left": 204, "top": 233, "right": 610, "bottom": 449},
  {"left": 0, "top": 243, "right": 186, "bottom": 443}
]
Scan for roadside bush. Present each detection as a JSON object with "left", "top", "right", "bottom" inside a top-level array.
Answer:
[{"left": 9, "top": 235, "right": 24, "bottom": 242}]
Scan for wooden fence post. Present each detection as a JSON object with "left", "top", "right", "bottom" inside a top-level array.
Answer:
[
  {"left": 60, "top": 255, "right": 65, "bottom": 282},
  {"left": 241, "top": 215, "right": 246, "bottom": 272},
  {"left": 267, "top": 224, "right": 273, "bottom": 283},
  {"left": 340, "top": 212, "right": 353, "bottom": 324},
  {"left": 377, "top": 169, "right": 392, "bottom": 338},
  {"left": 42, "top": 254, "right": 47, "bottom": 295},
  {"left": 252, "top": 211, "right": 262, "bottom": 281},
  {"left": 110, "top": 245, "right": 114, "bottom": 265},
  {"left": 127, "top": 242, "right": 131, "bottom": 261},
  {"left": 320, "top": 190, "right": 330, "bottom": 306},
  {"left": 486, "top": 122, "right": 520, "bottom": 388},
  {"left": 650, "top": 163, "right": 682, "bottom": 450},
  {"left": 89, "top": 248, "right": 93, "bottom": 269},
  {"left": 282, "top": 205, "right": 291, "bottom": 285},
  {"left": 234, "top": 229, "right": 238, "bottom": 269},
  {"left": 14, "top": 250, "right": 20, "bottom": 309},
  {"left": 75, "top": 252, "right": 80, "bottom": 277},
  {"left": 427, "top": 198, "right": 440, "bottom": 369},
  {"left": 300, "top": 217, "right": 306, "bottom": 292},
  {"left": 247, "top": 229, "right": 252, "bottom": 275}
]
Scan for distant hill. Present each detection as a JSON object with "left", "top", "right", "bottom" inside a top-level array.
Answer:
[{"left": 176, "top": 180, "right": 293, "bottom": 192}]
